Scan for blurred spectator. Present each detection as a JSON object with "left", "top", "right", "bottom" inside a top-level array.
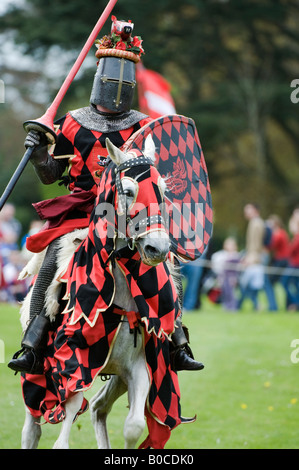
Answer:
[
  {"left": 281, "top": 212, "right": 299, "bottom": 310},
  {"left": 0, "top": 203, "right": 22, "bottom": 264},
  {"left": 21, "top": 219, "right": 44, "bottom": 260},
  {"left": 0, "top": 229, "right": 20, "bottom": 265},
  {"left": 211, "top": 237, "right": 240, "bottom": 311},
  {"left": 0, "top": 254, "right": 7, "bottom": 301},
  {"left": 1, "top": 250, "right": 27, "bottom": 303},
  {"left": 181, "top": 252, "right": 207, "bottom": 312},
  {"left": 0, "top": 203, "right": 22, "bottom": 241},
  {"left": 238, "top": 203, "right": 265, "bottom": 310},
  {"left": 263, "top": 214, "right": 290, "bottom": 311},
  {"left": 0, "top": 203, "right": 27, "bottom": 303}
]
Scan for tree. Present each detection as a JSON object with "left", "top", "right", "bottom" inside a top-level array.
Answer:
[{"left": 1, "top": 0, "right": 299, "bottom": 244}]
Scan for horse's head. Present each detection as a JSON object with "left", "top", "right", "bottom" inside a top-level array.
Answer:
[{"left": 106, "top": 135, "right": 170, "bottom": 266}]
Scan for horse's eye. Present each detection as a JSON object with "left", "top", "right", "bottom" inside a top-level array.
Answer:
[{"left": 124, "top": 189, "right": 134, "bottom": 198}]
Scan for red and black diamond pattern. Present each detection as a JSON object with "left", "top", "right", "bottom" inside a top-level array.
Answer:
[
  {"left": 20, "top": 159, "right": 182, "bottom": 447},
  {"left": 139, "top": 329, "right": 182, "bottom": 449},
  {"left": 62, "top": 161, "right": 179, "bottom": 336},
  {"left": 21, "top": 304, "right": 182, "bottom": 448},
  {"left": 123, "top": 115, "right": 213, "bottom": 260},
  {"left": 52, "top": 112, "right": 152, "bottom": 194}
]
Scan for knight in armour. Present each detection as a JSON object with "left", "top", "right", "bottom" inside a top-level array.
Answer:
[{"left": 8, "top": 17, "right": 203, "bottom": 376}]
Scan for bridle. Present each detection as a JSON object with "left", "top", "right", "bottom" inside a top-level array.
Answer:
[{"left": 114, "top": 155, "right": 166, "bottom": 251}]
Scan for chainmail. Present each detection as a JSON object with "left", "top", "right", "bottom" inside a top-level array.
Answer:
[
  {"left": 173, "top": 257, "right": 183, "bottom": 321},
  {"left": 29, "top": 238, "right": 61, "bottom": 319},
  {"left": 69, "top": 105, "right": 148, "bottom": 133}
]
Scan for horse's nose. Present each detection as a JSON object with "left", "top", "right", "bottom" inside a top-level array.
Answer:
[{"left": 143, "top": 243, "right": 168, "bottom": 263}]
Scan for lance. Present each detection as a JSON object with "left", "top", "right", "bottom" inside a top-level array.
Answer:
[{"left": 0, "top": 0, "right": 118, "bottom": 211}]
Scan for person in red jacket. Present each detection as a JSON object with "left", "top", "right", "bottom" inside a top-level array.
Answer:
[
  {"left": 268, "top": 215, "right": 290, "bottom": 263},
  {"left": 281, "top": 212, "right": 299, "bottom": 310},
  {"left": 264, "top": 214, "right": 290, "bottom": 310}
]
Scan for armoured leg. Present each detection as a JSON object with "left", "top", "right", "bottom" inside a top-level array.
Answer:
[
  {"left": 28, "top": 238, "right": 61, "bottom": 319},
  {"left": 8, "top": 238, "right": 61, "bottom": 374}
]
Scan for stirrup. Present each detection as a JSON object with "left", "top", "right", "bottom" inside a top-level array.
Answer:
[
  {"left": 11, "top": 347, "right": 26, "bottom": 360},
  {"left": 8, "top": 348, "right": 26, "bottom": 375},
  {"left": 8, "top": 347, "right": 44, "bottom": 375}
]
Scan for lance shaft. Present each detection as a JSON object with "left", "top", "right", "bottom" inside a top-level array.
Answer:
[{"left": 24, "top": 0, "right": 119, "bottom": 136}]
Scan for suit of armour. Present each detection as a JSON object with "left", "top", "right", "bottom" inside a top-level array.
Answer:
[{"left": 9, "top": 18, "right": 204, "bottom": 377}]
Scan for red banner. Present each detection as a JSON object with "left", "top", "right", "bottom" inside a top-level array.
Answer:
[{"left": 136, "top": 63, "right": 176, "bottom": 119}]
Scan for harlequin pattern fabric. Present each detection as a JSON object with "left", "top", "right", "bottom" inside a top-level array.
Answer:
[
  {"left": 21, "top": 156, "right": 182, "bottom": 448},
  {"left": 61, "top": 158, "right": 179, "bottom": 337},
  {"left": 53, "top": 111, "right": 152, "bottom": 194},
  {"left": 21, "top": 304, "right": 182, "bottom": 448},
  {"left": 139, "top": 327, "right": 182, "bottom": 449}
]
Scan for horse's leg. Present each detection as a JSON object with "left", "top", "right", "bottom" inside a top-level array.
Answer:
[
  {"left": 53, "top": 392, "right": 83, "bottom": 449},
  {"left": 90, "top": 376, "right": 127, "bottom": 449},
  {"left": 21, "top": 407, "right": 41, "bottom": 449},
  {"left": 123, "top": 356, "right": 150, "bottom": 449}
]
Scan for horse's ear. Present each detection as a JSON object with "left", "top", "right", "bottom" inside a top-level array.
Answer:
[
  {"left": 143, "top": 134, "right": 156, "bottom": 163},
  {"left": 105, "top": 138, "right": 126, "bottom": 166}
]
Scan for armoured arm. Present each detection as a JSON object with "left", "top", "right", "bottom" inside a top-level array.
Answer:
[{"left": 25, "top": 131, "right": 67, "bottom": 184}]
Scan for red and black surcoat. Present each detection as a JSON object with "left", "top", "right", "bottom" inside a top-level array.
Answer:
[{"left": 27, "top": 106, "right": 152, "bottom": 252}]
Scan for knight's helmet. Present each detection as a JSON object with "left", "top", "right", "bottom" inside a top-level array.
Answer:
[{"left": 90, "top": 16, "right": 144, "bottom": 113}]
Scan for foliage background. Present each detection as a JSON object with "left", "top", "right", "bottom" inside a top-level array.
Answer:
[{"left": 0, "top": 0, "right": 299, "bottom": 247}]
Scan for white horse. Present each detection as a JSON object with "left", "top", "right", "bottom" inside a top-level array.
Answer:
[{"left": 21, "top": 135, "right": 175, "bottom": 449}]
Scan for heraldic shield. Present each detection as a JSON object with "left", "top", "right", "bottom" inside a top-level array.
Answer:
[{"left": 123, "top": 115, "right": 213, "bottom": 261}]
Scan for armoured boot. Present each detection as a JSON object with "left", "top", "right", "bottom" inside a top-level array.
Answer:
[
  {"left": 8, "top": 313, "right": 50, "bottom": 375},
  {"left": 170, "top": 320, "right": 204, "bottom": 372}
]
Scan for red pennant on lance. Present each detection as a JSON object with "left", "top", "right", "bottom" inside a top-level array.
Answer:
[
  {"left": 122, "top": 115, "right": 213, "bottom": 261},
  {"left": 136, "top": 63, "right": 176, "bottom": 119}
]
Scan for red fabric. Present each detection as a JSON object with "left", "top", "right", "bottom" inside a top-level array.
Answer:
[
  {"left": 269, "top": 228, "right": 290, "bottom": 260},
  {"left": 0, "top": 256, "right": 6, "bottom": 289},
  {"left": 136, "top": 63, "right": 176, "bottom": 119},
  {"left": 26, "top": 217, "right": 91, "bottom": 253},
  {"left": 288, "top": 234, "right": 299, "bottom": 267},
  {"left": 26, "top": 189, "right": 95, "bottom": 253},
  {"left": 139, "top": 410, "right": 171, "bottom": 449},
  {"left": 32, "top": 189, "right": 95, "bottom": 228},
  {"left": 139, "top": 327, "right": 181, "bottom": 449}
]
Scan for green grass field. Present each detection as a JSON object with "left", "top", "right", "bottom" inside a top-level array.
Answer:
[{"left": 0, "top": 292, "right": 299, "bottom": 449}]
